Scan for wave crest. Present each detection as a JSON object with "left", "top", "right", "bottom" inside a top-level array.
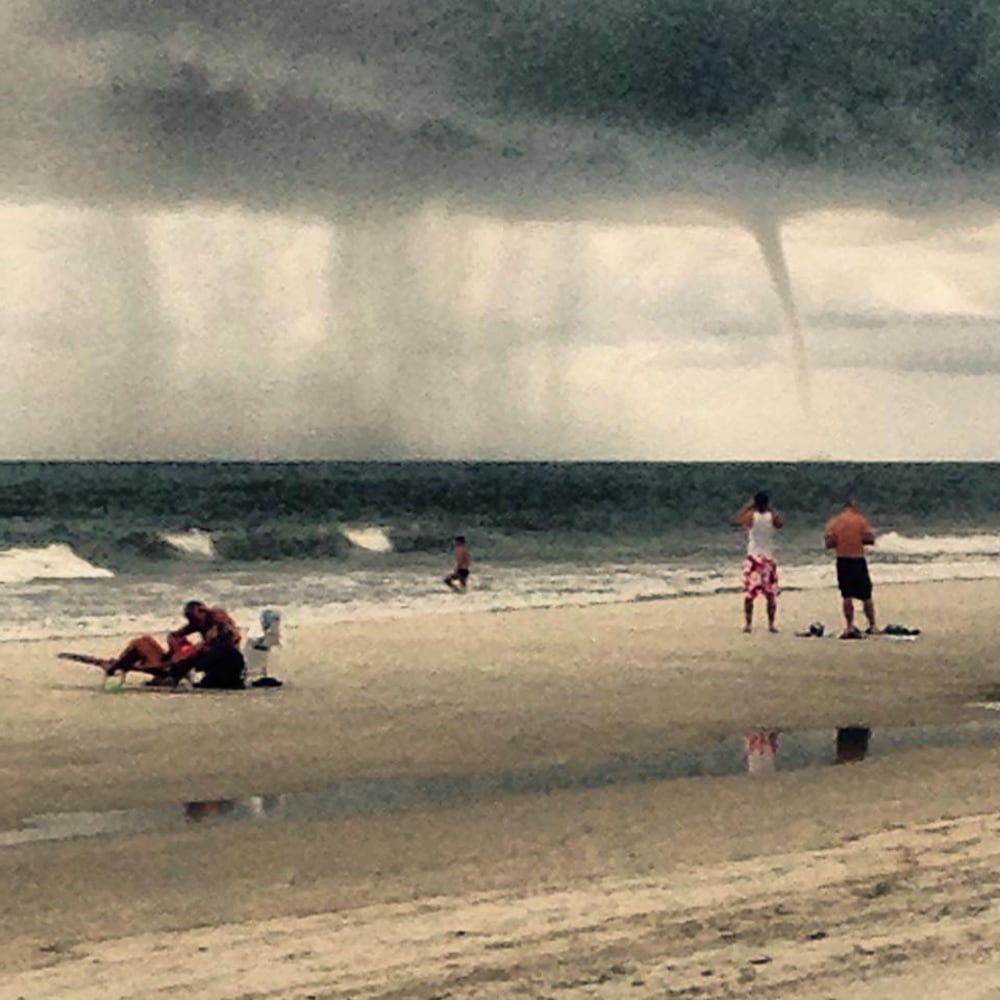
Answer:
[
  {"left": 162, "top": 529, "right": 216, "bottom": 558},
  {"left": 878, "top": 531, "right": 1000, "bottom": 556},
  {"left": 343, "top": 527, "right": 394, "bottom": 553},
  {"left": 0, "top": 543, "right": 113, "bottom": 583}
]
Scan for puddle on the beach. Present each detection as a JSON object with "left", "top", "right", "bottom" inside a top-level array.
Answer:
[{"left": 4, "top": 717, "right": 1000, "bottom": 848}]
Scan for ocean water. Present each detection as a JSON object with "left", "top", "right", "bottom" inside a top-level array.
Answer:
[{"left": 3, "top": 461, "right": 1000, "bottom": 644}]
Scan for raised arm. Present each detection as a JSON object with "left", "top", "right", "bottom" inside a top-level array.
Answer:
[{"left": 734, "top": 498, "right": 755, "bottom": 528}]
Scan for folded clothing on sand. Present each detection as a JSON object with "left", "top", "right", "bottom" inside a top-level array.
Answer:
[
  {"left": 883, "top": 623, "right": 922, "bottom": 636},
  {"left": 795, "top": 622, "right": 922, "bottom": 639}
]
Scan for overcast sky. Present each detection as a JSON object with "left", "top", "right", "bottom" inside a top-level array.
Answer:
[{"left": 4, "top": 0, "right": 1000, "bottom": 461}]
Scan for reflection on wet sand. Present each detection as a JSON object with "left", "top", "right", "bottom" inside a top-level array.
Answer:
[
  {"left": 835, "top": 726, "right": 872, "bottom": 764},
  {"left": 744, "top": 730, "right": 781, "bottom": 775},
  {"left": 743, "top": 725, "right": 873, "bottom": 772},
  {"left": 185, "top": 795, "right": 287, "bottom": 823},
  {"left": 184, "top": 800, "right": 236, "bottom": 821},
  {"left": 3, "top": 718, "right": 997, "bottom": 848}
]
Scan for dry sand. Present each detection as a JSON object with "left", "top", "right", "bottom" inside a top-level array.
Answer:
[{"left": 5, "top": 578, "right": 1000, "bottom": 997}]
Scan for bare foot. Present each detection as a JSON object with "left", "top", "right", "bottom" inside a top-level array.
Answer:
[
  {"left": 743, "top": 624, "right": 752, "bottom": 633},
  {"left": 768, "top": 626, "right": 779, "bottom": 634}
]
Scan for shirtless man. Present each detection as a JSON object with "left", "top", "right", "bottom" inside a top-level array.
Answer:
[
  {"left": 824, "top": 499, "right": 878, "bottom": 638},
  {"left": 444, "top": 535, "right": 471, "bottom": 592},
  {"left": 166, "top": 600, "right": 245, "bottom": 687}
]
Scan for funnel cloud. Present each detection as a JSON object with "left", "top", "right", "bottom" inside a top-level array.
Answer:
[{"left": 3, "top": 1, "right": 1000, "bottom": 459}]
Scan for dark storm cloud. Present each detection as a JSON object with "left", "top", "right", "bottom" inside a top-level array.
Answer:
[
  {"left": 55, "top": 0, "right": 1000, "bottom": 168},
  {"left": 480, "top": 0, "right": 1000, "bottom": 167},
  {"left": 8, "top": 0, "right": 1000, "bottom": 217}
]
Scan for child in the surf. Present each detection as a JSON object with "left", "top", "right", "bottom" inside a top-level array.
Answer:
[{"left": 444, "top": 535, "right": 471, "bottom": 592}]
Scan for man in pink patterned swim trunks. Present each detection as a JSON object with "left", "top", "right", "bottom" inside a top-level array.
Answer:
[{"left": 734, "top": 491, "right": 784, "bottom": 633}]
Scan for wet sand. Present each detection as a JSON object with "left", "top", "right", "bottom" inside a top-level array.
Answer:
[{"left": 4, "top": 578, "right": 1000, "bottom": 996}]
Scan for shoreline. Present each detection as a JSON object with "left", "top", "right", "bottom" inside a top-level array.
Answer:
[
  {"left": 5, "top": 577, "right": 1000, "bottom": 994},
  {"left": 7, "top": 543, "right": 1000, "bottom": 647},
  {"left": 5, "top": 577, "right": 999, "bottom": 819}
]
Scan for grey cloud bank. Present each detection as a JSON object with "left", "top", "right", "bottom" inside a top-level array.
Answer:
[
  {"left": 7, "top": 0, "right": 1000, "bottom": 218},
  {"left": 3, "top": 1, "right": 1000, "bottom": 460}
]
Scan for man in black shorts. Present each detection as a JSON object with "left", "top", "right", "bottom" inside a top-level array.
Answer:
[{"left": 824, "top": 499, "right": 877, "bottom": 637}]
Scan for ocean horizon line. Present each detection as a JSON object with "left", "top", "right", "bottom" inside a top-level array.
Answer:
[{"left": 1, "top": 458, "right": 1000, "bottom": 467}]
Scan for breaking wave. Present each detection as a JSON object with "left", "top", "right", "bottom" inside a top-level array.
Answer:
[
  {"left": 878, "top": 531, "right": 1000, "bottom": 557},
  {"left": 0, "top": 543, "right": 113, "bottom": 583},
  {"left": 162, "top": 529, "right": 216, "bottom": 558},
  {"left": 343, "top": 526, "right": 394, "bottom": 553}
]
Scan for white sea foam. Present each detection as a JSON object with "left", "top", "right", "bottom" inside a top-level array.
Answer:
[
  {"left": 10, "top": 545, "right": 1000, "bottom": 644},
  {"left": 781, "top": 558, "right": 1000, "bottom": 592},
  {"left": 343, "top": 526, "right": 394, "bottom": 553},
  {"left": 0, "top": 544, "right": 113, "bottom": 583},
  {"left": 161, "top": 529, "right": 216, "bottom": 558},
  {"left": 878, "top": 531, "right": 1000, "bottom": 556}
]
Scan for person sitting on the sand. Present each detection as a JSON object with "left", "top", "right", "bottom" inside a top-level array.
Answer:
[
  {"left": 105, "top": 601, "right": 245, "bottom": 689},
  {"left": 444, "top": 535, "right": 471, "bottom": 592},
  {"left": 166, "top": 600, "right": 245, "bottom": 689},
  {"left": 102, "top": 630, "right": 196, "bottom": 678}
]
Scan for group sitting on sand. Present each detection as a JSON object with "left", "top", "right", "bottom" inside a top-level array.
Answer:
[
  {"left": 101, "top": 600, "right": 246, "bottom": 689},
  {"left": 736, "top": 492, "right": 879, "bottom": 639}
]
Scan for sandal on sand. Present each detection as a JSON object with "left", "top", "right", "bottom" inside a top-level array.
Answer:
[{"left": 840, "top": 627, "right": 865, "bottom": 640}]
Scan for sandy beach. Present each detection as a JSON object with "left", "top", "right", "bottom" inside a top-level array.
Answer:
[{"left": 5, "top": 578, "right": 1000, "bottom": 997}]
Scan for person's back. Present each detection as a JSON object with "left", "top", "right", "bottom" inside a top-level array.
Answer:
[
  {"left": 825, "top": 501, "right": 878, "bottom": 637},
  {"left": 825, "top": 506, "right": 874, "bottom": 557},
  {"left": 198, "top": 607, "right": 244, "bottom": 687},
  {"left": 746, "top": 509, "right": 776, "bottom": 558}
]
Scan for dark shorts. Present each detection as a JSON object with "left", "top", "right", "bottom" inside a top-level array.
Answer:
[
  {"left": 172, "top": 645, "right": 246, "bottom": 689},
  {"left": 836, "top": 557, "right": 872, "bottom": 601}
]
